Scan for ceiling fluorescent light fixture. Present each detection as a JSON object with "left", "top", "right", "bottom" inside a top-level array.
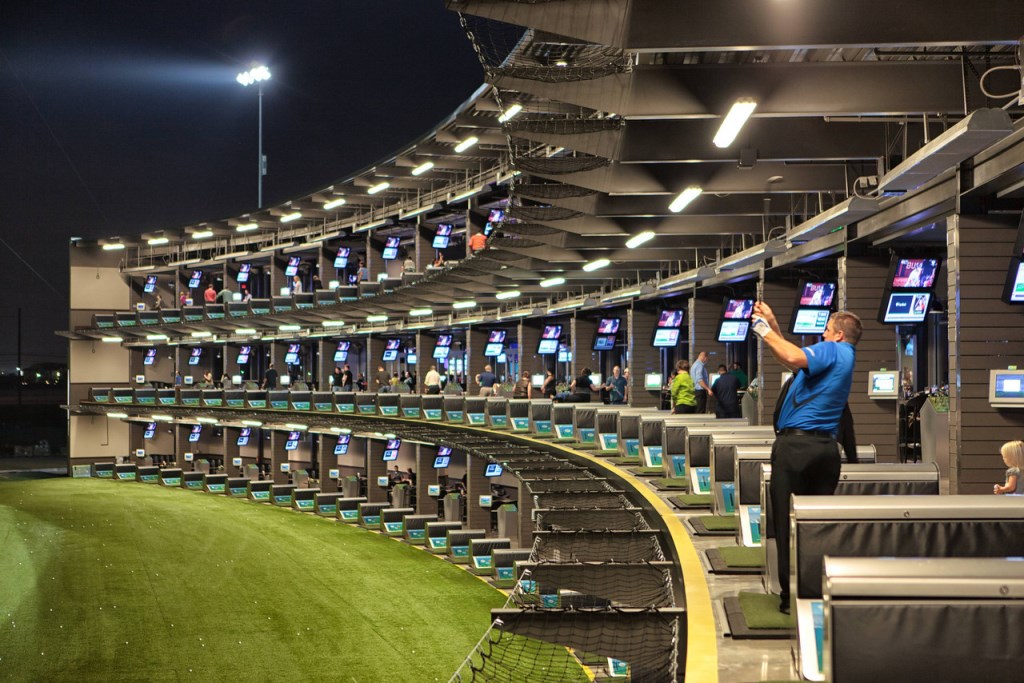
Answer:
[
  {"left": 582, "top": 258, "right": 610, "bottom": 272},
  {"left": 191, "top": 230, "right": 214, "bottom": 240},
  {"left": 366, "top": 314, "right": 388, "bottom": 323},
  {"left": 101, "top": 243, "right": 125, "bottom": 251},
  {"left": 454, "top": 137, "right": 478, "bottom": 153},
  {"left": 322, "top": 320, "right": 345, "bottom": 328},
  {"left": 453, "top": 317, "right": 481, "bottom": 325},
  {"left": 107, "top": 412, "right": 128, "bottom": 419},
  {"left": 408, "top": 308, "right": 433, "bottom": 317},
  {"left": 452, "top": 300, "right": 477, "bottom": 309},
  {"left": 101, "top": 336, "right": 123, "bottom": 343},
  {"left": 540, "top": 276, "right": 565, "bottom": 288},
  {"left": 278, "top": 324, "right": 301, "bottom": 332},
  {"left": 152, "top": 414, "right": 174, "bottom": 422},
  {"left": 603, "top": 288, "right": 641, "bottom": 302},
  {"left": 353, "top": 218, "right": 392, "bottom": 233},
  {"left": 242, "top": 420, "right": 263, "bottom": 427},
  {"left": 497, "top": 103, "right": 523, "bottom": 123},
  {"left": 400, "top": 204, "right": 439, "bottom": 220},
  {"left": 788, "top": 196, "right": 882, "bottom": 243},
  {"left": 280, "top": 212, "right": 302, "bottom": 223},
  {"left": 449, "top": 186, "right": 485, "bottom": 203},
  {"left": 548, "top": 299, "right": 585, "bottom": 313},
  {"left": 235, "top": 328, "right": 257, "bottom": 335},
  {"left": 191, "top": 331, "right": 211, "bottom": 338},
  {"left": 367, "top": 182, "right": 390, "bottom": 195},
  {"left": 502, "top": 309, "right": 535, "bottom": 319},
  {"left": 146, "top": 334, "right": 169, "bottom": 341},
  {"left": 323, "top": 197, "right": 347, "bottom": 210},
  {"left": 147, "top": 237, "right": 169, "bottom": 246},
  {"left": 236, "top": 223, "right": 259, "bottom": 233},
  {"left": 877, "top": 107, "right": 1013, "bottom": 195},
  {"left": 411, "top": 161, "right": 434, "bottom": 176},
  {"left": 495, "top": 290, "right": 520, "bottom": 300},
  {"left": 717, "top": 238, "right": 787, "bottom": 272},
  {"left": 668, "top": 186, "right": 702, "bottom": 213},
  {"left": 625, "top": 231, "right": 656, "bottom": 249},
  {"left": 713, "top": 98, "right": 758, "bottom": 148},
  {"left": 197, "top": 417, "right": 219, "bottom": 424},
  {"left": 285, "top": 423, "right": 307, "bottom": 430}
]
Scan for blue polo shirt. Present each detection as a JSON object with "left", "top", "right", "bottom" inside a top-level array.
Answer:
[
  {"left": 776, "top": 340, "right": 855, "bottom": 434},
  {"left": 478, "top": 371, "right": 497, "bottom": 388},
  {"left": 691, "top": 359, "right": 708, "bottom": 393}
]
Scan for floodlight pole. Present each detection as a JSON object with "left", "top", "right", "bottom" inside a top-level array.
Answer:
[{"left": 258, "top": 81, "right": 264, "bottom": 209}]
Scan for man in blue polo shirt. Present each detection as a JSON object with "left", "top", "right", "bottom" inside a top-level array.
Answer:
[{"left": 751, "top": 302, "right": 860, "bottom": 615}]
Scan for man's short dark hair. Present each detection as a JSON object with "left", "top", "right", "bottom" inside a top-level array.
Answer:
[{"left": 831, "top": 311, "right": 863, "bottom": 345}]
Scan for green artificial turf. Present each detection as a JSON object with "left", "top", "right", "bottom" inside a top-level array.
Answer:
[
  {"left": 737, "top": 592, "right": 795, "bottom": 630},
  {"left": 695, "top": 515, "right": 739, "bottom": 531},
  {"left": 717, "top": 545, "right": 766, "bottom": 568},
  {"left": 0, "top": 478, "right": 509, "bottom": 682},
  {"left": 650, "top": 477, "right": 688, "bottom": 489}
]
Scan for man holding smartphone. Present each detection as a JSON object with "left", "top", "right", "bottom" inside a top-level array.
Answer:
[{"left": 751, "top": 301, "right": 861, "bottom": 614}]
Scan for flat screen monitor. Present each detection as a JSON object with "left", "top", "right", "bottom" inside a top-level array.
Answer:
[
  {"left": 436, "top": 334, "right": 453, "bottom": 347},
  {"left": 484, "top": 463, "right": 503, "bottom": 477},
  {"left": 382, "top": 438, "right": 401, "bottom": 461},
  {"left": 406, "top": 353, "right": 416, "bottom": 364},
  {"left": 645, "top": 373, "right": 663, "bottom": 390},
  {"left": 235, "top": 345, "right": 252, "bottom": 365},
  {"left": 143, "top": 348, "right": 157, "bottom": 366},
  {"left": 237, "top": 427, "right": 252, "bottom": 446},
  {"left": 652, "top": 328, "right": 680, "bottom": 348},
  {"left": 717, "top": 320, "right": 750, "bottom": 343},
  {"left": 432, "top": 345, "right": 450, "bottom": 360},
  {"left": 488, "top": 330, "right": 506, "bottom": 343},
  {"left": 592, "top": 334, "right": 616, "bottom": 351},
  {"left": 989, "top": 369, "right": 1024, "bottom": 407},
  {"left": 188, "top": 425, "right": 202, "bottom": 443},
  {"left": 881, "top": 291, "right": 931, "bottom": 324},
  {"left": 285, "top": 256, "right": 301, "bottom": 277},
  {"left": 868, "top": 371, "right": 899, "bottom": 398},
  {"left": 890, "top": 258, "right": 939, "bottom": 289},
  {"left": 537, "top": 324, "right": 562, "bottom": 355},
  {"left": 334, "top": 434, "right": 350, "bottom": 455},
  {"left": 484, "top": 208, "right": 504, "bottom": 236},
  {"left": 284, "top": 343, "right": 301, "bottom": 365},
  {"left": 382, "top": 338, "right": 401, "bottom": 362},
  {"left": 790, "top": 308, "right": 831, "bottom": 335},
  {"left": 334, "top": 247, "right": 350, "bottom": 269},
  {"left": 496, "top": 352, "right": 507, "bottom": 363},
  {"left": 382, "top": 236, "right": 400, "bottom": 260},
  {"left": 236, "top": 263, "right": 251, "bottom": 283},
  {"left": 1002, "top": 258, "right": 1024, "bottom": 304},
  {"left": 333, "top": 340, "right": 350, "bottom": 362},
  {"left": 557, "top": 348, "right": 572, "bottom": 363},
  {"left": 657, "top": 310, "right": 684, "bottom": 328},
  {"left": 597, "top": 318, "right": 620, "bottom": 334},
  {"left": 188, "top": 348, "right": 203, "bottom": 366},
  {"left": 279, "top": 374, "right": 291, "bottom": 386},
  {"left": 434, "top": 446, "right": 452, "bottom": 469},
  {"left": 798, "top": 281, "right": 837, "bottom": 307},
  {"left": 284, "top": 431, "right": 302, "bottom": 451},
  {"left": 484, "top": 343, "right": 504, "bottom": 357},
  {"left": 531, "top": 373, "right": 545, "bottom": 388},
  {"left": 432, "top": 224, "right": 453, "bottom": 250},
  {"left": 143, "top": 422, "right": 156, "bottom": 439},
  {"left": 144, "top": 275, "right": 157, "bottom": 293},
  {"left": 188, "top": 270, "right": 202, "bottom": 289},
  {"left": 722, "top": 298, "right": 754, "bottom": 320}
]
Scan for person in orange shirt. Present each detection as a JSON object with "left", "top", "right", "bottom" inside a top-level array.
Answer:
[
  {"left": 468, "top": 231, "right": 487, "bottom": 252},
  {"left": 204, "top": 283, "right": 217, "bottom": 303}
]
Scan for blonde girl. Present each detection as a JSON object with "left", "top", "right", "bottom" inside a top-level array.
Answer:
[{"left": 994, "top": 440, "right": 1024, "bottom": 495}]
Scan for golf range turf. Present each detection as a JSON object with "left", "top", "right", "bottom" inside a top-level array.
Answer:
[{"left": 0, "top": 476, "right": 506, "bottom": 682}]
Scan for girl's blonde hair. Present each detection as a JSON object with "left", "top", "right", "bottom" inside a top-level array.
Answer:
[{"left": 1000, "top": 440, "right": 1024, "bottom": 469}]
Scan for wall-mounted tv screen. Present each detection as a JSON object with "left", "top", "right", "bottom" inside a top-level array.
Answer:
[
  {"left": 644, "top": 373, "right": 663, "bottom": 390},
  {"left": 891, "top": 258, "right": 939, "bottom": 289},
  {"left": 652, "top": 329, "right": 680, "bottom": 348},
  {"left": 334, "top": 247, "right": 350, "bottom": 269},
  {"left": 382, "top": 338, "right": 401, "bottom": 362},
  {"left": 722, "top": 298, "right": 754, "bottom": 320},
  {"left": 593, "top": 334, "right": 616, "bottom": 351},
  {"left": 868, "top": 371, "right": 899, "bottom": 398},
  {"left": 433, "top": 224, "right": 453, "bottom": 249},
  {"left": 717, "top": 320, "right": 750, "bottom": 343},
  {"left": 557, "top": 348, "right": 572, "bottom": 363},
  {"left": 537, "top": 324, "right": 562, "bottom": 355},
  {"left": 236, "top": 345, "right": 252, "bottom": 365},
  {"left": 484, "top": 343, "right": 504, "bottom": 357},
  {"left": 434, "top": 446, "right": 452, "bottom": 469},
  {"left": 1002, "top": 258, "right": 1024, "bottom": 304},
  {"left": 488, "top": 330, "right": 506, "bottom": 343},
  {"left": 484, "top": 208, "right": 504, "bottom": 237},
  {"left": 790, "top": 308, "right": 831, "bottom": 335},
  {"left": 188, "top": 348, "right": 203, "bottom": 366},
  {"left": 236, "top": 263, "right": 251, "bottom": 283},
  {"left": 334, "top": 434, "right": 351, "bottom": 455},
  {"left": 237, "top": 427, "right": 252, "bottom": 446},
  {"left": 798, "top": 281, "right": 837, "bottom": 307},
  {"left": 285, "top": 256, "right": 301, "bottom": 277},
  {"left": 382, "top": 237, "right": 400, "bottom": 260},
  {"left": 143, "top": 422, "right": 157, "bottom": 439},
  {"left": 657, "top": 310, "right": 684, "bottom": 328},
  {"left": 188, "top": 425, "right": 202, "bottom": 443},
  {"left": 989, "top": 369, "right": 1024, "bottom": 407},
  {"left": 484, "top": 463, "right": 503, "bottom": 477},
  {"left": 382, "top": 438, "right": 401, "bottom": 461},
  {"left": 433, "top": 334, "right": 453, "bottom": 359},
  {"left": 406, "top": 353, "right": 416, "bottom": 364},
  {"left": 143, "top": 348, "right": 157, "bottom": 366},
  {"left": 333, "top": 341, "right": 350, "bottom": 362},
  {"left": 188, "top": 270, "right": 203, "bottom": 288},
  {"left": 144, "top": 275, "right": 157, "bottom": 293},
  {"left": 284, "top": 431, "right": 302, "bottom": 451},
  {"left": 284, "top": 343, "right": 301, "bottom": 365},
  {"left": 881, "top": 291, "right": 931, "bottom": 324},
  {"left": 597, "top": 318, "right": 620, "bottom": 334}
]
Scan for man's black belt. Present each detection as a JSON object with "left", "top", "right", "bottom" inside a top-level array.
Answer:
[{"left": 778, "top": 427, "right": 834, "bottom": 439}]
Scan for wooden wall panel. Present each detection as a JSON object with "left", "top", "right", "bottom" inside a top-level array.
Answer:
[
  {"left": 628, "top": 308, "right": 661, "bottom": 407},
  {"left": 757, "top": 280, "right": 797, "bottom": 425}
]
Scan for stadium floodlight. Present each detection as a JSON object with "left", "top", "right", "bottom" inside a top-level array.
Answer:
[{"left": 236, "top": 64, "right": 271, "bottom": 208}]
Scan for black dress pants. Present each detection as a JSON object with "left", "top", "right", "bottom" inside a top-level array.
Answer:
[{"left": 769, "top": 433, "right": 841, "bottom": 606}]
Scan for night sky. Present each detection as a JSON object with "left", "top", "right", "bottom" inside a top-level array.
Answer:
[{"left": 0, "top": 1, "right": 484, "bottom": 369}]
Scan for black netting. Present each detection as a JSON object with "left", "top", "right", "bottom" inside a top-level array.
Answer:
[
  {"left": 535, "top": 508, "right": 649, "bottom": 532},
  {"left": 504, "top": 117, "right": 623, "bottom": 135},
  {"left": 488, "top": 236, "right": 545, "bottom": 249},
  {"left": 495, "top": 222, "right": 560, "bottom": 236},
  {"left": 533, "top": 492, "right": 630, "bottom": 509},
  {"left": 514, "top": 183, "right": 596, "bottom": 199},
  {"left": 512, "top": 155, "right": 610, "bottom": 175},
  {"left": 514, "top": 562, "right": 675, "bottom": 609},
  {"left": 533, "top": 531, "right": 665, "bottom": 563},
  {"left": 506, "top": 205, "right": 584, "bottom": 221},
  {"left": 524, "top": 479, "right": 612, "bottom": 493}
]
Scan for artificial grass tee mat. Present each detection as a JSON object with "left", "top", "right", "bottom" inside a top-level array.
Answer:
[{"left": 0, "top": 478, "right": 505, "bottom": 682}]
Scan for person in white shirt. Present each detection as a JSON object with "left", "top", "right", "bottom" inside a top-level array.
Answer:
[{"left": 423, "top": 365, "right": 442, "bottom": 394}]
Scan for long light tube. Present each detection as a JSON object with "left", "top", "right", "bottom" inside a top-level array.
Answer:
[
  {"left": 625, "top": 231, "right": 655, "bottom": 249},
  {"left": 668, "top": 186, "right": 702, "bottom": 213},
  {"left": 713, "top": 98, "right": 757, "bottom": 148}
]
